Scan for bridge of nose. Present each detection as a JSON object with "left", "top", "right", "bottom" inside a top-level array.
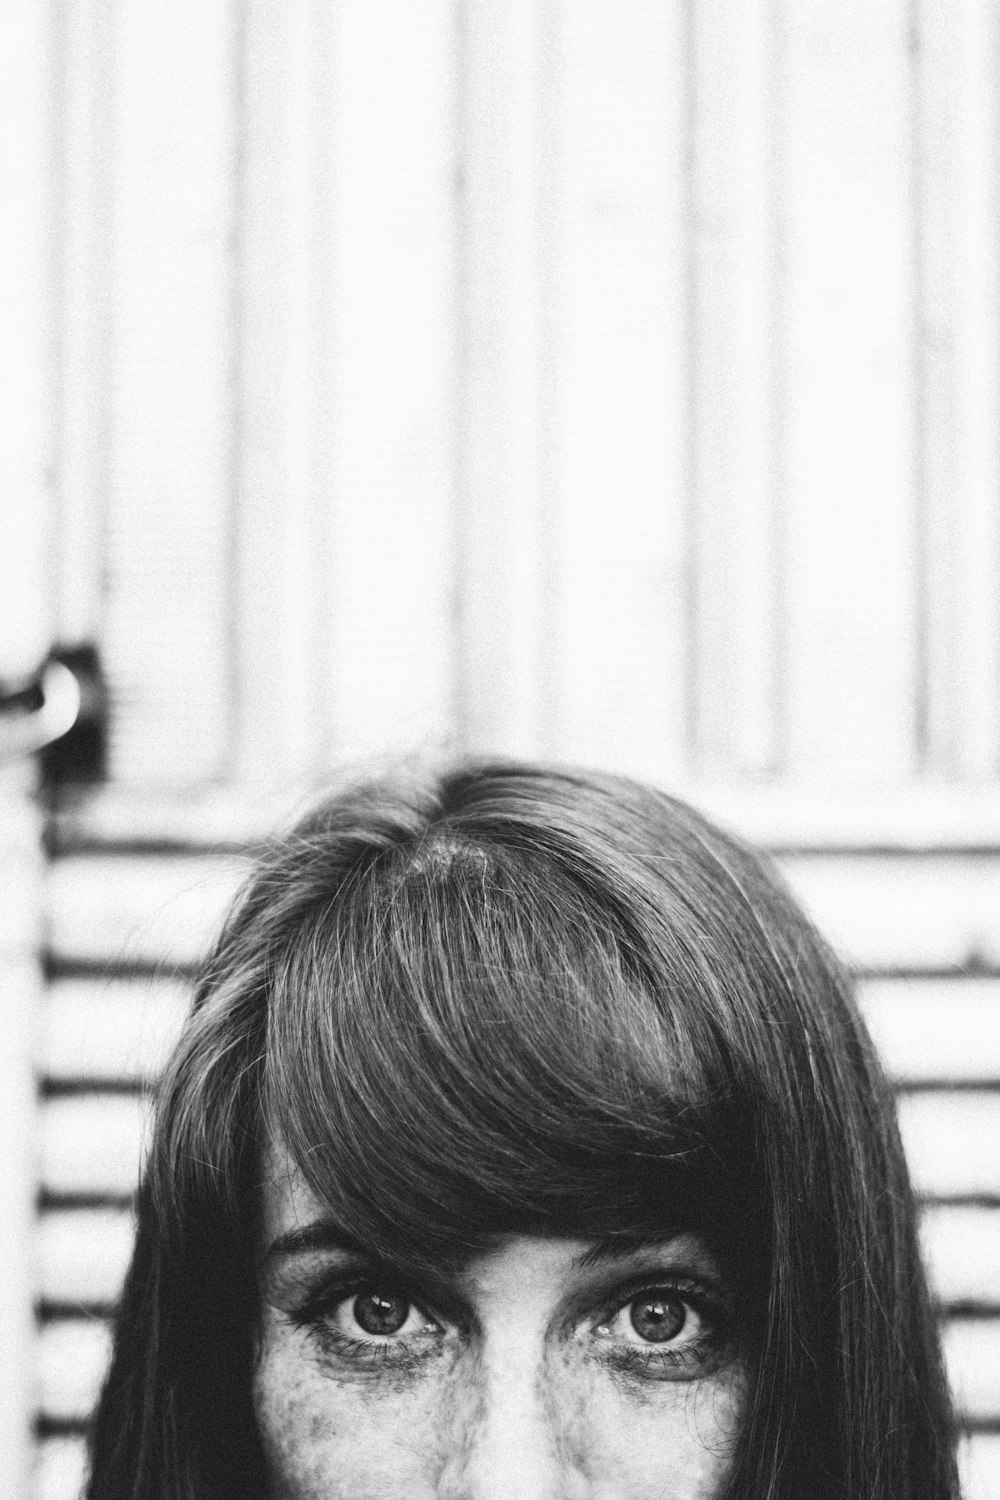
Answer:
[
  {"left": 434, "top": 1244, "right": 593, "bottom": 1500},
  {"left": 436, "top": 1331, "right": 590, "bottom": 1500}
]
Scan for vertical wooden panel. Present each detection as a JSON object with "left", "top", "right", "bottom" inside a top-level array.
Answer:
[
  {"left": 781, "top": 1, "right": 918, "bottom": 779},
  {"left": 690, "top": 0, "right": 782, "bottom": 775},
  {"left": 0, "top": 7, "right": 54, "bottom": 1482},
  {"left": 234, "top": 0, "right": 331, "bottom": 784},
  {"left": 916, "top": 0, "right": 959, "bottom": 776},
  {"left": 457, "top": 0, "right": 552, "bottom": 759},
  {"left": 321, "top": 2, "right": 459, "bottom": 764},
  {"left": 53, "top": 0, "right": 112, "bottom": 650},
  {"left": 950, "top": 0, "right": 1000, "bottom": 778},
  {"left": 0, "top": 0, "right": 54, "bottom": 682},
  {"left": 0, "top": 11, "right": 55, "bottom": 1491},
  {"left": 104, "top": 0, "right": 237, "bottom": 784},
  {"left": 0, "top": 777, "right": 44, "bottom": 1500},
  {"left": 547, "top": 0, "right": 691, "bottom": 779},
  {"left": 917, "top": 0, "right": 1000, "bottom": 778}
]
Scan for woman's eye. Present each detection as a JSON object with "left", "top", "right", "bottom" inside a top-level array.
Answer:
[
  {"left": 350, "top": 1291, "right": 412, "bottom": 1337},
  {"left": 625, "top": 1292, "right": 688, "bottom": 1344},
  {"left": 334, "top": 1288, "right": 437, "bottom": 1343},
  {"left": 602, "top": 1289, "right": 697, "bottom": 1348},
  {"left": 291, "top": 1281, "right": 445, "bottom": 1370},
  {"left": 592, "top": 1283, "right": 727, "bottom": 1379}
]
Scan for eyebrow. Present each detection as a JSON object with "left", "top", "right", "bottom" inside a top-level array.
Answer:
[
  {"left": 264, "top": 1218, "right": 364, "bottom": 1266},
  {"left": 264, "top": 1220, "right": 700, "bottom": 1271},
  {"left": 573, "top": 1232, "right": 698, "bottom": 1271}
]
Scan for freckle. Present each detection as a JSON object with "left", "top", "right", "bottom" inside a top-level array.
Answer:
[
  {"left": 306, "top": 1402, "right": 328, "bottom": 1445},
  {"left": 544, "top": 1348, "right": 595, "bottom": 1474}
]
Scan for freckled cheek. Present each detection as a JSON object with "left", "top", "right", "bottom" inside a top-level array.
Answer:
[
  {"left": 571, "top": 1366, "right": 747, "bottom": 1500},
  {"left": 250, "top": 1325, "right": 746, "bottom": 1500},
  {"left": 253, "top": 1354, "right": 334, "bottom": 1500},
  {"left": 251, "top": 1333, "right": 450, "bottom": 1500}
]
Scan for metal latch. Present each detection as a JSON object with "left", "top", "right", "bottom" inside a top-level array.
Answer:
[{"left": 0, "top": 658, "right": 80, "bottom": 763}]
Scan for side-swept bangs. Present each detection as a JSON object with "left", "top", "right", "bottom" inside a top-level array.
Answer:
[{"left": 262, "top": 830, "right": 758, "bottom": 1271}]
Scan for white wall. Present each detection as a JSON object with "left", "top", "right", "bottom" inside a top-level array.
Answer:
[{"left": 39, "top": 0, "right": 1000, "bottom": 793}]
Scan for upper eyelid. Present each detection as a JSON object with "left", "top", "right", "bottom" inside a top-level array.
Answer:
[
  {"left": 308, "top": 1262, "right": 483, "bottom": 1331},
  {"left": 269, "top": 1253, "right": 425, "bottom": 1301},
  {"left": 613, "top": 1273, "right": 714, "bottom": 1305},
  {"left": 599, "top": 1283, "right": 706, "bottom": 1330},
  {"left": 295, "top": 1272, "right": 457, "bottom": 1337},
  {"left": 585, "top": 1270, "right": 720, "bottom": 1320}
]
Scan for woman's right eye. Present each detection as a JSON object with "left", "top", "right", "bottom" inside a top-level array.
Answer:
[
  {"left": 350, "top": 1289, "right": 412, "bottom": 1336},
  {"left": 335, "top": 1288, "right": 437, "bottom": 1342},
  {"left": 295, "top": 1283, "right": 443, "bottom": 1367}
]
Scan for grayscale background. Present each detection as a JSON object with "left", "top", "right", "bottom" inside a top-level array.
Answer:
[{"left": 1, "top": 3, "right": 999, "bottom": 1496}]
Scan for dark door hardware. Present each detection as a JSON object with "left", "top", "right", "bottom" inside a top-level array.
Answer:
[{"left": 0, "top": 658, "right": 80, "bottom": 763}]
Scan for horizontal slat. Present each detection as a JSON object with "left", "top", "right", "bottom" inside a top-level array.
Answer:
[
  {"left": 943, "top": 1318, "right": 1000, "bottom": 1423},
  {"left": 960, "top": 1433, "right": 1000, "bottom": 1500},
  {"left": 702, "top": 782, "right": 1000, "bottom": 850},
  {"left": 921, "top": 1206, "right": 1000, "bottom": 1307},
  {"left": 33, "top": 1436, "right": 88, "bottom": 1500},
  {"left": 859, "top": 977, "right": 1000, "bottom": 1082},
  {"left": 898, "top": 1092, "right": 1000, "bottom": 1198},
  {"left": 45, "top": 849, "right": 1000, "bottom": 976},
  {"left": 33, "top": 1315, "right": 1000, "bottom": 1435},
  {"left": 49, "top": 794, "right": 298, "bottom": 853},
  {"left": 779, "top": 853, "right": 1000, "bottom": 970},
  {"left": 37, "top": 1199, "right": 999, "bottom": 1331},
  {"left": 48, "top": 780, "right": 1000, "bottom": 853},
  {"left": 37, "top": 1094, "right": 999, "bottom": 1221},
  {"left": 40, "top": 979, "right": 189, "bottom": 1083},
  {"left": 41, "top": 977, "right": 189, "bottom": 1084},
  {"left": 37, "top": 1210, "right": 134, "bottom": 1308},
  {"left": 34, "top": 1203, "right": 1000, "bottom": 1324},
  {"left": 34, "top": 1201, "right": 999, "bottom": 1336},
  {"left": 40, "top": 1097, "right": 148, "bottom": 1199},
  {"left": 36, "top": 1321, "right": 111, "bottom": 1423},
  {"left": 46, "top": 856, "right": 244, "bottom": 968}
]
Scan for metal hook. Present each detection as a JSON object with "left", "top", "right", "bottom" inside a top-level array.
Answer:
[{"left": 0, "top": 660, "right": 81, "bottom": 763}]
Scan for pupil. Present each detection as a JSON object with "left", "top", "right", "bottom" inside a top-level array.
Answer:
[
  {"left": 630, "top": 1294, "right": 685, "bottom": 1343},
  {"left": 353, "top": 1291, "right": 409, "bottom": 1337}
]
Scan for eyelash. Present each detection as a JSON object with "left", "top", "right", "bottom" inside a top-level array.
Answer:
[
  {"left": 290, "top": 1274, "right": 729, "bottom": 1381},
  {"left": 596, "top": 1277, "right": 728, "bottom": 1381},
  {"left": 290, "top": 1278, "right": 443, "bottom": 1371}
]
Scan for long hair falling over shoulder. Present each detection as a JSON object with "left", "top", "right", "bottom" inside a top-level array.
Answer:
[{"left": 86, "top": 761, "right": 959, "bottom": 1500}]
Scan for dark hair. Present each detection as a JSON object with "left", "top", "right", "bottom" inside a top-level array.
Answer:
[{"left": 87, "top": 761, "right": 958, "bottom": 1499}]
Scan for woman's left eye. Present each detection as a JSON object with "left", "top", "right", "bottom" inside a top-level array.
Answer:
[
  {"left": 593, "top": 1284, "right": 725, "bottom": 1378},
  {"left": 601, "top": 1289, "right": 696, "bottom": 1347}
]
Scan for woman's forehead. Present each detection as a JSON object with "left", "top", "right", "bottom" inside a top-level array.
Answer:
[{"left": 258, "top": 1135, "right": 313, "bottom": 1247}]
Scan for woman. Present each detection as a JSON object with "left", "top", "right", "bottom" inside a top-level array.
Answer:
[{"left": 86, "top": 761, "right": 958, "bottom": 1499}]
